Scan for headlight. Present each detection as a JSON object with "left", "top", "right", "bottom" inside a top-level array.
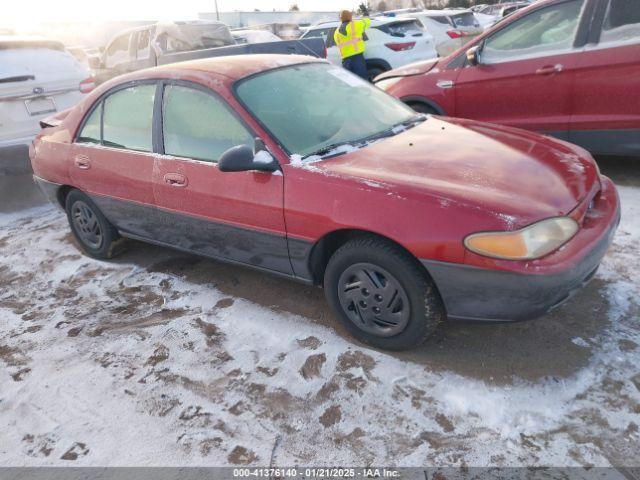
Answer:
[
  {"left": 464, "top": 217, "right": 579, "bottom": 260},
  {"left": 375, "top": 77, "right": 402, "bottom": 91}
]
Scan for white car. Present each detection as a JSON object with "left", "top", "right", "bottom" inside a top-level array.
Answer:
[
  {"left": 0, "top": 36, "right": 93, "bottom": 156},
  {"left": 399, "top": 10, "right": 483, "bottom": 57},
  {"left": 301, "top": 17, "right": 437, "bottom": 80}
]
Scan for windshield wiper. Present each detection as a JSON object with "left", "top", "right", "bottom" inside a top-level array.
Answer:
[
  {"left": 0, "top": 75, "right": 35, "bottom": 84},
  {"left": 303, "top": 142, "right": 353, "bottom": 159}
]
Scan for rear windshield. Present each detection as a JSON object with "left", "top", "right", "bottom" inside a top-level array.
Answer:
[
  {"left": 375, "top": 20, "right": 425, "bottom": 37},
  {"left": 0, "top": 45, "right": 85, "bottom": 81},
  {"left": 451, "top": 12, "right": 479, "bottom": 28}
]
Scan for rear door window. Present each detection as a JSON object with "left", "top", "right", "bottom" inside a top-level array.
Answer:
[
  {"left": 162, "top": 85, "right": 253, "bottom": 162},
  {"left": 599, "top": 0, "right": 640, "bottom": 46},
  {"left": 482, "top": 0, "right": 584, "bottom": 64},
  {"left": 136, "top": 29, "right": 151, "bottom": 60},
  {"left": 304, "top": 28, "right": 336, "bottom": 48},
  {"left": 102, "top": 84, "right": 155, "bottom": 152}
]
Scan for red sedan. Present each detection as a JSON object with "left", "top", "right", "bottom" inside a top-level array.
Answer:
[
  {"left": 31, "top": 55, "right": 620, "bottom": 350},
  {"left": 376, "top": 0, "right": 640, "bottom": 156}
]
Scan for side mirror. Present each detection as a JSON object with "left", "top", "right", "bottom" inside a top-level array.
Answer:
[
  {"left": 88, "top": 56, "right": 102, "bottom": 70},
  {"left": 466, "top": 45, "right": 481, "bottom": 66},
  {"left": 218, "top": 143, "right": 279, "bottom": 173}
]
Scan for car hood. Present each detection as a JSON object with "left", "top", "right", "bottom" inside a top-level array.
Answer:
[
  {"left": 374, "top": 58, "right": 441, "bottom": 82},
  {"left": 315, "top": 116, "right": 599, "bottom": 228}
]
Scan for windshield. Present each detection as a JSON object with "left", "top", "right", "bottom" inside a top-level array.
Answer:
[{"left": 235, "top": 62, "right": 417, "bottom": 157}]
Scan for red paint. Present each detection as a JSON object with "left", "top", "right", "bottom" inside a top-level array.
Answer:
[
  {"left": 31, "top": 54, "right": 619, "bottom": 284},
  {"left": 381, "top": 0, "right": 640, "bottom": 135}
]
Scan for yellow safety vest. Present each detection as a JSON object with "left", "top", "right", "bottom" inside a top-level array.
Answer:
[{"left": 334, "top": 18, "right": 371, "bottom": 60}]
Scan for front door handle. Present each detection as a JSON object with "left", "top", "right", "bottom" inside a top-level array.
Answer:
[
  {"left": 163, "top": 173, "right": 188, "bottom": 187},
  {"left": 74, "top": 155, "right": 91, "bottom": 170},
  {"left": 535, "top": 64, "right": 563, "bottom": 75}
]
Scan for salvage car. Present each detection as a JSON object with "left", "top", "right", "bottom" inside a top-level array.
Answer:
[
  {"left": 375, "top": 0, "right": 640, "bottom": 156},
  {"left": 31, "top": 55, "right": 620, "bottom": 350},
  {"left": 398, "top": 10, "right": 484, "bottom": 57},
  {"left": 1, "top": 36, "right": 94, "bottom": 163},
  {"left": 301, "top": 17, "right": 438, "bottom": 80},
  {"left": 91, "top": 21, "right": 325, "bottom": 84}
]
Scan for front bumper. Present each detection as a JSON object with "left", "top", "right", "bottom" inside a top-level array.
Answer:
[{"left": 421, "top": 177, "right": 621, "bottom": 322}]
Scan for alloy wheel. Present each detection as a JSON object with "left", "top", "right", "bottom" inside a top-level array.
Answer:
[{"left": 71, "top": 201, "right": 103, "bottom": 250}]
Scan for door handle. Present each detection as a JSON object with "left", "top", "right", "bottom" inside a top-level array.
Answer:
[
  {"left": 535, "top": 64, "right": 563, "bottom": 75},
  {"left": 163, "top": 173, "right": 188, "bottom": 187},
  {"left": 74, "top": 155, "right": 91, "bottom": 170}
]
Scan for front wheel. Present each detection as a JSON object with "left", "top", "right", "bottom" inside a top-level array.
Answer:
[
  {"left": 65, "top": 189, "right": 121, "bottom": 259},
  {"left": 324, "top": 236, "right": 444, "bottom": 350}
]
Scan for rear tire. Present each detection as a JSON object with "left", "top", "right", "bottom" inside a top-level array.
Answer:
[
  {"left": 65, "top": 189, "right": 121, "bottom": 260},
  {"left": 324, "top": 236, "right": 444, "bottom": 351},
  {"left": 367, "top": 66, "right": 386, "bottom": 82}
]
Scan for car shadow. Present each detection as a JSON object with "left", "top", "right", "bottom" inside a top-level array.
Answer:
[{"left": 113, "top": 238, "right": 612, "bottom": 386}]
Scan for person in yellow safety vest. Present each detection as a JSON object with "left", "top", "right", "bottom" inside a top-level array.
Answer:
[{"left": 333, "top": 10, "right": 371, "bottom": 80}]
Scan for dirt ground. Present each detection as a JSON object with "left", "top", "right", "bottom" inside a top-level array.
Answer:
[{"left": 0, "top": 157, "right": 638, "bottom": 467}]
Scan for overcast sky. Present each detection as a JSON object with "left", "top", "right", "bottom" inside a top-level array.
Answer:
[{"left": 5, "top": 0, "right": 362, "bottom": 24}]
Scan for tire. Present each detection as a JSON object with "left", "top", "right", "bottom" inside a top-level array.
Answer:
[
  {"left": 367, "top": 67, "right": 385, "bottom": 82},
  {"left": 408, "top": 102, "right": 438, "bottom": 115},
  {"left": 65, "top": 189, "right": 121, "bottom": 260},
  {"left": 324, "top": 235, "right": 444, "bottom": 351}
]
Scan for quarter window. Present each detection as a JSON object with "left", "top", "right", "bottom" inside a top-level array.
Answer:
[
  {"left": 103, "top": 84, "right": 155, "bottom": 152},
  {"left": 482, "top": 0, "right": 583, "bottom": 64},
  {"left": 600, "top": 0, "right": 640, "bottom": 46},
  {"left": 77, "top": 103, "right": 102, "bottom": 144},
  {"left": 162, "top": 85, "right": 253, "bottom": 162}
]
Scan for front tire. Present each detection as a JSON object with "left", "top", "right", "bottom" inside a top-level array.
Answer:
[
  {"left": 324, "top": 236, "right": 444, "bottom": 351},
  {"left": 65, "top": 189, "right": 121, "bottom": 259}
]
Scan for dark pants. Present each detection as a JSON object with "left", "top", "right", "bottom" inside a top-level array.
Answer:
[{"left": 342, "top": 53, "right": 368, "bottom": 80}]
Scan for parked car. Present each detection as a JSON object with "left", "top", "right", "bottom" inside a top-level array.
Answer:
[
  {"left": 91, "top": 21, "right": 325, "bottom": 85},
  {"left": 301, "top": 17, "right": 438, "bottom": 80},
  {"left": 0, "top": 36, "right": 94, "bottom": 160},
  {"left": 31, "top": 55, "right": 619, "bottom": 350},
  {"left": 376, "top": 0, "right": 640, "bottom": 156},
  {"left": 399, "top": 10, "right": 484, "bottom": 56}
]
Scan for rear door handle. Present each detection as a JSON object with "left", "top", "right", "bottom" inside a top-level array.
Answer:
[
  {"left": 163, "top": 172, "right": 188, "bottom": 187},
  {"left": 74, "top": 155, "right": 91, "bottom": 170},
  {"left": 535, "top": 64, "right": 563, "bottom": 75}
]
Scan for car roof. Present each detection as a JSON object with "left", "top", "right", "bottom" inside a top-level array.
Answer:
[
  {"left": 0, "top": 35, "right": 65, "bottom": 49},
  {"left": 310, "top": 16, "right": 414, "bottom": 29},
  {"left": 150, "top": 54, "right": 324, "bottom": 81},
  {"left": 417, "top": 9, "right": 474, "bottom": 16}
]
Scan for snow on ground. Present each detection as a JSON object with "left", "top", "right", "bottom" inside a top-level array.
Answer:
[{"left": 0, "top": 187, "right": 638, "bottom": 467}]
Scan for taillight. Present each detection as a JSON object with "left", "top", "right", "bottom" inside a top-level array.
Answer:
[
  {"left": 323, "top": 46, "right": 328, "bottom": 58},
  {"left": 446, "top": 30, "right": 467, "bottom": 39},
  {"left": 384, "top": 42, "right": 416, "bottom": 51},
  {"left": 79, "top": 77, "right": 96, "bottom": 94}
]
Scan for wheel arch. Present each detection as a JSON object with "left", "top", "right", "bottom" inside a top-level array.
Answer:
[
  {"left": 400, "top": 95, "right": 447, "bottom": 115},
  {"left": 306, "top": 228, "right": 431, "bottom": 286}
]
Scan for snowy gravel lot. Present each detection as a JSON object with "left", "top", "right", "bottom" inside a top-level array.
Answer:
[{"left": 0, "top": 170, "right": 638, "bottom": 467}]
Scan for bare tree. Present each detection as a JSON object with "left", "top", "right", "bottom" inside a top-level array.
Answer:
[
  {"left": 289, "top": 3, "right": 300, "bottom": 11},
  {"left": 376, "top": 0, "right": 388, "bottom": 12}
]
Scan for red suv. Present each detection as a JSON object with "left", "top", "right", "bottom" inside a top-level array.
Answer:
[
  {"left": 376, "top": 0, "right": 640, "bottom": 156},
  {"left": 31, "top": 55, "right": 619, "bottom": 350}
]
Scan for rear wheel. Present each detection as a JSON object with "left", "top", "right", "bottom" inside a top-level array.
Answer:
[
  {"left": 367, "top": 66, "right": 386, "bottom": 82},
  {"left": 65, "top": 189, "right": 121, "bottom": 259},
  {"left": 324, "top": 236, "right": 444, "bottom": 350}
]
